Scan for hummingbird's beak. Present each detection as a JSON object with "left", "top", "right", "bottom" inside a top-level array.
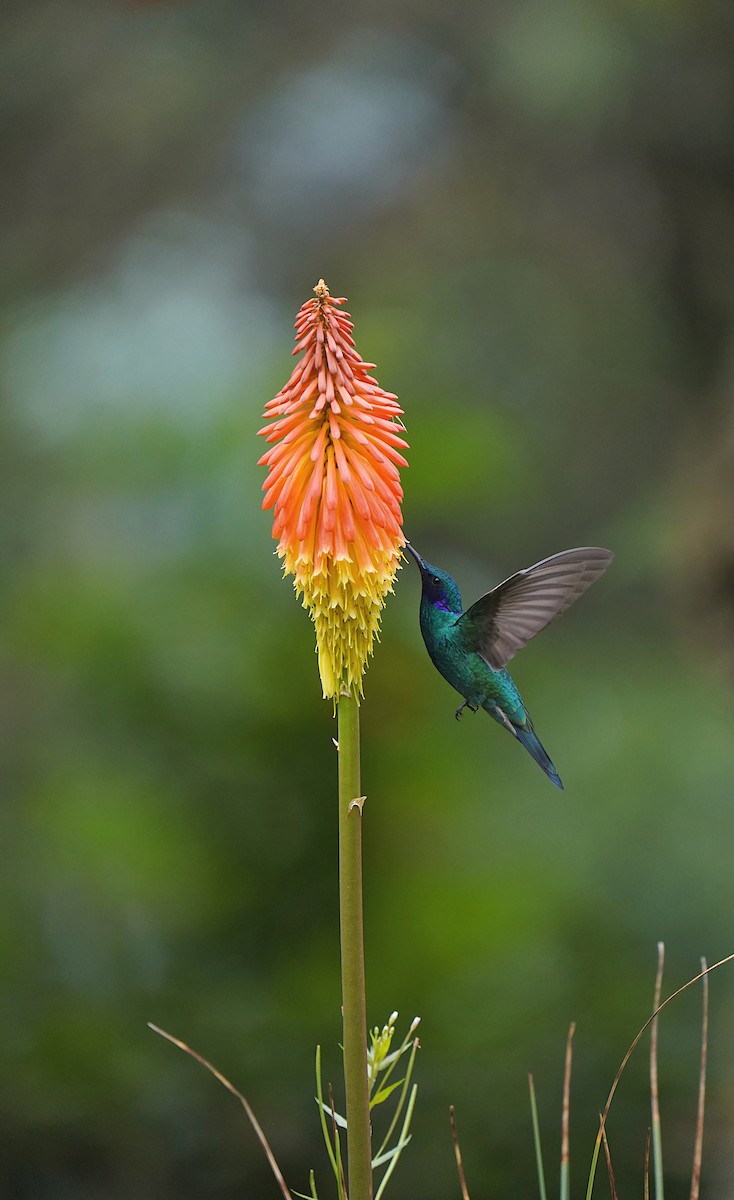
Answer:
[{"left": 403, "top": 541, "right": 426, "bottom": 571}]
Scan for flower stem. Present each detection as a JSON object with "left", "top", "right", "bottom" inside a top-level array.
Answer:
[{"left": 337, "top": 693, "right": 372, "bottom": 1200}]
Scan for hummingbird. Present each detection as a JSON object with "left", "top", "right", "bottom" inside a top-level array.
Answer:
[{"left": 404, "top": 543, "right": 614, "bottom": 788}]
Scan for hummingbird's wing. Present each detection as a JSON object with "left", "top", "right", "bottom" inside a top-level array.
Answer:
[{"left": 456, "top": 547, "right": 614, "bottom": 670}]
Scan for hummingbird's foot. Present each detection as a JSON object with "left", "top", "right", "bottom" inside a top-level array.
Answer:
[{"left": 455, "top": 700, "right": 479, "bottom": 720}]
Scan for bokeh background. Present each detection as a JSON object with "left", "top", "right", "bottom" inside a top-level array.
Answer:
[{"left": 4, "top": 1, "right": 734, "bottom": 1197}]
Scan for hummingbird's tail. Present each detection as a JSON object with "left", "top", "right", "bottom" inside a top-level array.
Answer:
[
  {"left": 482, "top": 697, "right": 564, "bottom": 788},
  {"left": 513, "top": 722, "right": 564, "bottom": 790}
]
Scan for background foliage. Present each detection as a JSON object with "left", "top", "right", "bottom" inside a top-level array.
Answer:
[{"left": 4, "top": 2, "right": 734, "bottom": 1196}]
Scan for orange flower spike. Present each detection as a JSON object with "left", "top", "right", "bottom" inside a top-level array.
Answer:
[{"left": 258, "top": 280, "right": 408, "bottom": 700}]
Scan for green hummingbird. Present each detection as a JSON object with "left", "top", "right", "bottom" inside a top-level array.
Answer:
[{"left": 404, "top": 543, "right": 614, "bottom": 788}]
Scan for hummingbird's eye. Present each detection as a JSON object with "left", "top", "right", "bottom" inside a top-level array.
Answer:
[{"left": 432, "top": 576, "right": 441, "bottom": 586}]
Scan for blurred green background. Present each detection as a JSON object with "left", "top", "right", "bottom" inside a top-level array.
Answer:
[{"left": 4, "top": 1, "right": 734, "bottom": 1197}]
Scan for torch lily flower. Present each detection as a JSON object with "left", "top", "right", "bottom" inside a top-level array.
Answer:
[{"left": 258, "top": 280, "right": 408, "bottom": 700}]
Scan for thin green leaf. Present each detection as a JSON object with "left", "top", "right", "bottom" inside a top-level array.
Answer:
[
  {"left": 292, "top": 1175, "right": 319, "bottom": 1200},
  {"left": 374, "top": 1037, "right": 419, "bottom": 1163},
  {"left": 528, "top": 1073, "right": 547, "bottom": 1200},
  {"left": 374, "top": 1083, "right": 418, "bottom": 1200},
  {"left": 370, "top": 1079, "right": 404, "bottom": 1109},
  {"left": 317, "top": 1101, "right": 347, "bottom": 1129},
  {"left": 376, "top": 1044, "right": 411, "bottom": 1072},
  {"left": 314, "top": 1046, "right": 341, "bottom": 1190},
  {"left": 327, "top": 1083, "right": 348, "bottom": 1200},
  {"left": 585, "top": 1119, "right": 604, "bottom": 1200},
  {"left": 376, "top": 1036, "right": 422, "bottom": 1166},
  {"left": 372, "top": 1136, "right": 412, "bottom": 1168}
]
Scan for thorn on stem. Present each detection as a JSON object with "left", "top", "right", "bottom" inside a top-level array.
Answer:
[{"left": 349, "top": 795, "right": 366, "bottom": 814}]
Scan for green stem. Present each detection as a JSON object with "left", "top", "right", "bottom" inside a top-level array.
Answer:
[{"left": 337, "top": 693, "right": 372, "bottom": 1200}]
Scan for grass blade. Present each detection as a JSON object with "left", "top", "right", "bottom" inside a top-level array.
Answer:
[
  {"left": 314, "top": 1046, "right": 342, "bottom": 1193},
  {"left": 327, "top": 1082, "right": 348, "bottom": 1200},
  {"left": 601, "top": 1121, "right": 618, "bottom": 1200},
  {"left": 148, "top": 1022, "right": 292, "bottom": 1200},
  {"left": 318, "top": 1102, "right": 347, "bottom": 1129},
  {"left": 528, "top": 1073, "right": 548, "bottom": 1200},
  {"left": 561, "top": 1023, "right": 575, "bottom": 1200},
  {"left": 586, "top": 1132, "right": 603, "bottom": 1200},
  {"left": 373, "top": 1036, "right": 419, "bottom": 1164},
  {"left": 449, "top": 1105, "right": 471, "bottom": 1200},
  {"left": 650, "top": 943, "right": 664, "bottom": 1200},
  {"left": 689, "top": 956, "right": 708, "bottom": 1200},
  {"left": 644, "top": 1128, "right": 651, "bottom": 1200},
  {"left": 372, "top": 1141, "right": 412, "bottom": 1169},
  {"left": 291, "top": 1171, "right": 319, "bottom": 1200},
  {"left": 584, "top": 952, "right": 734, "bottom": 1200},
  {"left": 373, "top": 1083, "right": 417, "bottom": 1200}
]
